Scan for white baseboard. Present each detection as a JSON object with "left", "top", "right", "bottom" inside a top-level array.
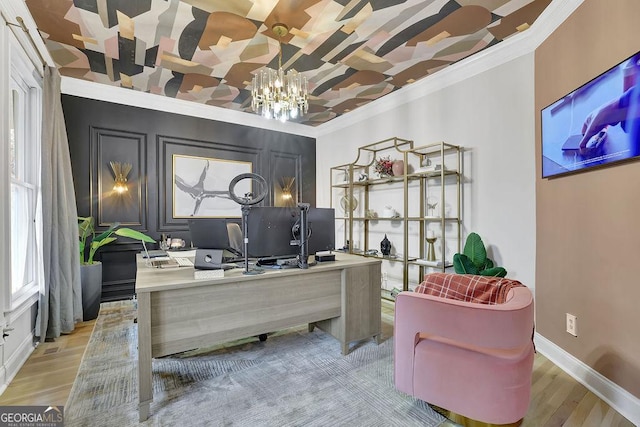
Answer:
[
  {"left": 535, "top": 333, "right": 640, "bottom": 425},
  {"left": 0, "top": 332, "right": 36, "bottom": 395}
]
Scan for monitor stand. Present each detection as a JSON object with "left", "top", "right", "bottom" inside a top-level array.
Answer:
[{"left": 241, "top": 205, "right": 264, "bottom": 275}]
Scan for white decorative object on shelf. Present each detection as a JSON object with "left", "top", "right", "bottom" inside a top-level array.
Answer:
[
  {"left": 417, "top": 164, "right": 446, "bottom": 174},
  {"left": 382, "top": 205, "right": 400, "bottom": 218},
  {"left": 415, "top": 259, "right": 444, "bottom": 267},
  {"left": 426, "top": 197, "right": 438, "bottom": 217}
]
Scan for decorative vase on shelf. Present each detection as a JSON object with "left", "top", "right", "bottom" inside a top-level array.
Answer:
[
  {"left": 426, "top": 237, "right": 437, "bottom": 261},
  {"left": 391, "top": 159, "right": 404, "bottom": 176},
  {"left": 340, "top": 194, "right": 358, "bottom": 213},
  {"left": 380, "top": 234, "right": 391, "bottom": 256}
]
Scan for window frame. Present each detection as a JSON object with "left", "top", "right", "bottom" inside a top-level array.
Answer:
[{"left": 3, "top": 29, "right": 43, "bottom": 321}]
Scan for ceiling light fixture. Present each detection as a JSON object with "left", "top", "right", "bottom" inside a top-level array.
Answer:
[{"left": 251, "top": 24, "right": 308, "bottom": 122}]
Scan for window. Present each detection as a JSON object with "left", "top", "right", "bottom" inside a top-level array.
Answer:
[{"left": 7, "top": 33, "right": 42, "bottom": 310}]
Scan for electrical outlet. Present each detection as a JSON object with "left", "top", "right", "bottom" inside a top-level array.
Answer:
[{"left": 566, "top": 313, "right": 578, "bottom": 337}]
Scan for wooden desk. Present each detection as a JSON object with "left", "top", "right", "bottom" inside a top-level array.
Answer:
[{"left": 136, "top": 253, "right": 381, "bottom": 421}]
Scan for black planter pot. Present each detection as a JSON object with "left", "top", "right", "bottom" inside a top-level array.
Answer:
[{"left": 80, "top": 262, "right": 102, "bottom": 320}]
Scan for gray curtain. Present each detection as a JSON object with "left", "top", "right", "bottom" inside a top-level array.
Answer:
[{"left": 36, "top": 66, "right": 82, "bottom": 340}]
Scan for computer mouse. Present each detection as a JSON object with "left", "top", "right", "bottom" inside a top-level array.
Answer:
[{"left": 586, "top": 127, "right": 608, "bottom": 149}]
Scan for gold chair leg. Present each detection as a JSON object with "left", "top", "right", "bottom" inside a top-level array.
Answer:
[{"left": 430, "top": 405, "right": 523, "bottom": 427}]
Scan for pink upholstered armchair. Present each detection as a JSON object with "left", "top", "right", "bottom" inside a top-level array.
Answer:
[{"left": 394, "top": 274, "right": 535, "bottom": 425}]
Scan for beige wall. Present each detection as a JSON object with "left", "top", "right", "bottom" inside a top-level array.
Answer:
[{"left": 535, "top": 0, "right": 640, "bottom": 398}]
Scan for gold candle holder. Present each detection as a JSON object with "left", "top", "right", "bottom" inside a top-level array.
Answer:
[{"left": 426, "top": 237, "right": 437, "bottom": 261}]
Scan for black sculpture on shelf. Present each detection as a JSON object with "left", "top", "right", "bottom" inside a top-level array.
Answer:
[{"left": 380, "top": 234, "right": 391, "bottom": 256}]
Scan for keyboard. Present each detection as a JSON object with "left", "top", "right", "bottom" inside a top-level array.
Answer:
[
  {"left": 193, "top": 261, "right": 237, "bottom": 271},
  {"left": 142, "top": 250, "right": 168, "bottom": 259},
  {"left": 257, "top": 255, "right": 298, "bottom": 266},
  {"left": 151, "top": 257, "right": 193, "bottom": 268},
  {"left": 174, "top": 257, "right": 194, "bottom": 267}
]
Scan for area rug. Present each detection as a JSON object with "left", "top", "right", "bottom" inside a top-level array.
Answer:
[{"left": 65, "top": 301, "right": 448, "bottom": 426}]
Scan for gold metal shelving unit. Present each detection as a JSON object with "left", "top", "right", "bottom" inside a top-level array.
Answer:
[{"left": 330, "top": 137, "right": 462, "bottom": 297}]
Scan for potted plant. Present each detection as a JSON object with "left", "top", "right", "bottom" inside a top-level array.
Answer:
[
  {"left": 374, "top": 155, "right": 394, "bottom": 178},
  {"left": 452, "top": 232, "right": 507, "bottom": 277},
  {"left": 78, "top": 216, "right": 155, "bottom": 320}
]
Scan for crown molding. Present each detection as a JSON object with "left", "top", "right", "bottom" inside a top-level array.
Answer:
[
  {"left": 315, "top": 0, "right": 584, "bottom": 137},
  {"left": 60, "top": 77, "right": 317, "bottom": 138}
]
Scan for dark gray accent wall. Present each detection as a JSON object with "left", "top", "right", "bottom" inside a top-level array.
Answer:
[{"left": 63, "top": 95, "right": 316, "bottom": 300}]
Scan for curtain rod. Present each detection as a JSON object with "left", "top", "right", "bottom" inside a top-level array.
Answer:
[{"left": 2, "top": 12, "right": 47, "bottom": 75}]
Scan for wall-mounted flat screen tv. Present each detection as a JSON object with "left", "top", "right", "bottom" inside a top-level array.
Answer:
[{"left": 541, "top": 50, "right": 640, "bottom": 178}]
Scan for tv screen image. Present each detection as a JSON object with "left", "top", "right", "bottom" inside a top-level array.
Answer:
[{"left": 541, "top": 50, "right": 640, "bottom": 178}]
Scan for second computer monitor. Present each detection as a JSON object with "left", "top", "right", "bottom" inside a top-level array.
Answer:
[
  {"left": 246, "top": 207, "right": 297, "bottom": 258},
  {"left": 188, "top": 218, "right": 231, "bottom": 250},
  {"left": 307, "top": 207, "right": 336, "bottom": 254},
  {"left": 246, "top": 206, "right": 336, "bottom": 258}
]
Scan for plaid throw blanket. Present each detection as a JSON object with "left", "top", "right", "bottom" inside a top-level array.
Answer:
[{"left": 415, "top": 273, "right": 524, "bottom": 305}]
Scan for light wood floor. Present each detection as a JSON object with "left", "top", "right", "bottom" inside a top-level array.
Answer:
[
  {"left": 0, "top": 318, "right": 96, "bottom": 407},
  {"left": 0, "top": 300, "right": 634, "bottom": 427}
]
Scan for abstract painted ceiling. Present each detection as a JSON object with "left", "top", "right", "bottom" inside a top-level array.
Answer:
[{"left": 26, "top": 0, "right": 552, "bottom": 126}]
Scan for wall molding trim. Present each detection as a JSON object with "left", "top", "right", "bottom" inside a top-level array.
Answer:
[
  {"left": 535, "top": 333, "right": 640, "bottom": 425},
  {"left": 0, "top": 331, "right": 35, "bottom": 396},
  {"left": 91, "top": 127, "right": 147, "bottom": 230}
]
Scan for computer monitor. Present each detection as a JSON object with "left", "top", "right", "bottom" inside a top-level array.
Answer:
[
  {"left": 291, "top": 207, "right": 336, "bottom": 255},
  {"left": 307, "top": 208, "right": 336, "bottom": 254},
  {"left": 188, "top": 218, "right": 236, "bottom": 253},
  {"left": 246, "top": 207, "right": 297, "bottom": 258}
]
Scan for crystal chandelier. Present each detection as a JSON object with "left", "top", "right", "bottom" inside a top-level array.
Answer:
[{"left": 251, "top": 24, "right": 309, "bottom": 122}]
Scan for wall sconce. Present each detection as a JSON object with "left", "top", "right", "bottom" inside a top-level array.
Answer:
[
  {"left": 279, "top": 176, "right": 295, "bottom": 201},
  {"left": 276, "top": 176, "right": 296, "bottom": 207},
  {"left": 109, "top": 161, "right": 132, "bottom": 194}
]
